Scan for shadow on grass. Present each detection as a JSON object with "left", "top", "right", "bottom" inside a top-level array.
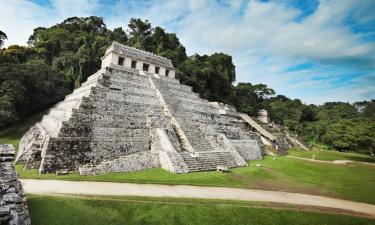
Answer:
[{"left": 345, "top": 155, "right": 375, "bottom": 163}]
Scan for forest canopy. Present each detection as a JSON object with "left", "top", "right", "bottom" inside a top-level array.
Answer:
[{"left": 0, "top": 16, "right": 374, "bottom": 154}]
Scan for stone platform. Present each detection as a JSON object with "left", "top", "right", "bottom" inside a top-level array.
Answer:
[{"left": 16, "top": 43, "right": 264, "bottom": 175}]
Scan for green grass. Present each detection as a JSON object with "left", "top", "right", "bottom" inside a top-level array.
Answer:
[
  {"left": 289, "top": 148, "right": 375, "bottom": 163},
  {"left": 2, "top": 114, "right": 375, "bottom": 204},
  {"left": 308, "top": 140, "right": 333, "bottom": 150},
  {"left": 17, "top": 156, "right": 375, "bottom": 204},
  {"left": 27, "top": 195, "right": 375, "bottom": 225}
]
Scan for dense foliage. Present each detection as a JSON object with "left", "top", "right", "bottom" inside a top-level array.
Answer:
[
  {"left": 263, "top": 98, "right": 375, "bottom": 154},
  {"left": 177, "top": 53, "right": 235, "bottom": 104},
  {"left": 0, "top": 17, "right": 374, "bottom": 154},
  {"left": 0, "top": 61, "right": 68, "bottom": 127}
]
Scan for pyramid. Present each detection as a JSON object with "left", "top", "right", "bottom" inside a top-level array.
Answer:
[{"left": 16, "top": 43, "right": 264, "bottom": 175}]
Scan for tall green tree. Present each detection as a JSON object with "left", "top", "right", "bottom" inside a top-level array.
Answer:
[
  {"left": 178, "top": 53, "right": 236, "bottom": 104},
  {"left": 150, "top": 26, "right": 187, "bottom": 66},
  {"left": 128, "top": 18, "right": 153, "bottom": 50},
  {"left": 0, "top": 30, "right": 7, "bottom": 47},
  {"left": 233, "top": 83, "right": 275, "bottom": 116}
]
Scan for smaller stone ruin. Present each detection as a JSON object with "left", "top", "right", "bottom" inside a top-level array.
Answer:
[{"left": 0, "top": 144, "right": 31, "bottom": 225}]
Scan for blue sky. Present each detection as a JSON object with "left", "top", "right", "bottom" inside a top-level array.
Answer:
[{"left": 1, "top": 0, "right": 374, "bottom": 104}]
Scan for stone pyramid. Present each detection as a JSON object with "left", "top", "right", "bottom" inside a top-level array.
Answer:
[{"left": 16, "top": 43, "right": 263, "bottom": 175}]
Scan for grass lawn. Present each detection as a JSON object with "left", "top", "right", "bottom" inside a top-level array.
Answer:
[
  {"left": 289, "top": 148, "right": 375, "bottom": 163},
  {"left": 17, "top": 156, "right": 375, "bottom": 204},
  {"left": 27, "top": 195, "right": 375, "bottom": 225},
  {"left": 2, "top": 114, "right": 375, "bottom": 204}
]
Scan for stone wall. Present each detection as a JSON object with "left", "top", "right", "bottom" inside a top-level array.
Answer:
[{"left": 0, "top": 144, "right": 31, "bottom": 225}]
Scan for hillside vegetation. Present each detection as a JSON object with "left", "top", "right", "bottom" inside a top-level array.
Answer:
[{"left": 0, "top": 16, "right": 374, "bottom": 154}]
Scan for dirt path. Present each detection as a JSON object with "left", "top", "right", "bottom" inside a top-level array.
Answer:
[
  {"left": 21, "top": 179, "right": 375, "bottom": 218},
  {"left": 286, "top": 155, "right": 375, "bottom": 166}
]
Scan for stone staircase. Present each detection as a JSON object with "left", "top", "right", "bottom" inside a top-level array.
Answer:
[
  {"left": 152, "top": 75, "right": 262, "bottom": 170},
  {"left": 180, "top": 151, "right": 238, "bottom": 172}
]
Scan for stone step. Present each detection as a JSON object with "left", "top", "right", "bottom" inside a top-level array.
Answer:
[
  {"left": 88, "top": 94, "right": 159, "bottom": 106},
  {"left": 229, "top": 139, "right": 262, "bottom": 160},
  {"left": 80, "top": 100, "right": 164, "bottom": 113},
  {"left": 180, "top": 151, "right": 238, "bottom": 172},
  {"left": 89, "top": 142, "right": 152, "bottom": 161},
  {"left": 159, "top": 84, "right": 198, "bottom": 96},
  {"left": 177, "top": 120, "right": 214, "bottom": 152},
  {"left": 154, "top": 80, "right": 192, "bottom": 92},
  {"left": 71, "top": 83, "right": 95, "bottom": 95},
  {"left": 158, "top": 75, "right": 180, "bottom": 84},
  {"left": 96, "top": 83, "right": 156, "bottom": 96},
  {"left": 165, "top": 89, "right": 200, "bottom": 99},
  {"left": 105, "top": 71, "right": 149, "bottom": 83},
  {"left": 177, "top": 103, "right": 218, "bottom": 114},
  {"left": 47, "top": 137, "right": 150, "bottom": 163},
  {"left": 91, "top": 87, "right": 156, "bottom": 100},
  {"left": 164, "top": 98, "right": 216, "bottom": 114},
  {"left": 81, "top": 77, "right": 100, "bottom": 87},
  {"left": 167, "top": 95, "right": 209, "bottom": 106},
  {"left": 103, "top": 73, "right": 151, "bottom": 85},
  {"left": 60, "top": 125, "right": 150, "bottom": 138},
  {"left": 83, "top": 70, "right": 105, "bottom": 83},
  {"left": 48, "top": 109, "right": 73, "bottom": 121},
  {"left": 63, "top": 119, "right": 150, "bottom": 132},
  {"left": 174, "top": 106, "right": 219, "bottom": 116},
  {"left": 74, "top": 106, "right": 164, "bottom": 117},
  {"left": 53, "top": 98, "right": 83, "bottom": 111},
  {"left": 107, "top": 68, "right": 149, "bottom": 79},
  {"left": 80, "top": 71, "right": 102, "bottom": 87},
  {"left": 64, "top": 87, "right": 93, "bottom": 101}
]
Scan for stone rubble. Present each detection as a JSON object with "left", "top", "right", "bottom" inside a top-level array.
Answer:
[{"left": 0, "top": 144, "right": 31, "bottom": 225}]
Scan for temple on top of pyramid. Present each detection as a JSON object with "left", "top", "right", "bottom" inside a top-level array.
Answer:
[
  {"left": 101, "top": 43, "right": 176, "bottom": 78},
  {"left": 16, "top": 42, "right": 272, "bottom": 175}
]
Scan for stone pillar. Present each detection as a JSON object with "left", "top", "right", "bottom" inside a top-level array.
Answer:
[
  {"left": 136, "top": 61, "right": 143, "bottom": 71},
  {"left": 169, "top": 70, "right": 176, "bottom": 78},
  {"left": 159, "top": 67, "right": 166, "bottom": 76},
  {"left": 125, "top": 57, "right": 132, "bottom": 68},
  {"left": 149, "top": 64, "right": 156, "bottom": 74},
  {"left": 0, "top": 144, "right": 31, "bottom": 225}
]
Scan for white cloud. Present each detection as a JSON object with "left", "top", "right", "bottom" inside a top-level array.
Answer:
[
  {"left": 178, "top": 0, "right": 374, "bottom": 63},
  {"left": 51, "top": 0, "right": 101, "bottom": 18},
  {"left": 0, "top": 0, "right": 55, "bottom": 46},
  {"left": 0, "top": 0, "right": 374, "bottom": 104},
  {"left": 0, "top": 0, "right": 102, "bottom": 46},
  {"left": 173, "top": 0, "right": 375, "bottom": 103}
]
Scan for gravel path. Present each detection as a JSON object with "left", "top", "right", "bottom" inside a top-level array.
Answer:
[
  {"left": 286, "top": 155, "right": 375, "bottom": 166},
  {"left": 21, "top": 179, "right": 375, "bottom": 218}
]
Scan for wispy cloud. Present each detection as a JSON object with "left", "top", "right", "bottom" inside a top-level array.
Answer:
[
  {"left": 50, "top": 0, "right": 101, "bottom": 18},
  {"left": 0, "top": 0, "right": 374, "bottom": 104}
]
